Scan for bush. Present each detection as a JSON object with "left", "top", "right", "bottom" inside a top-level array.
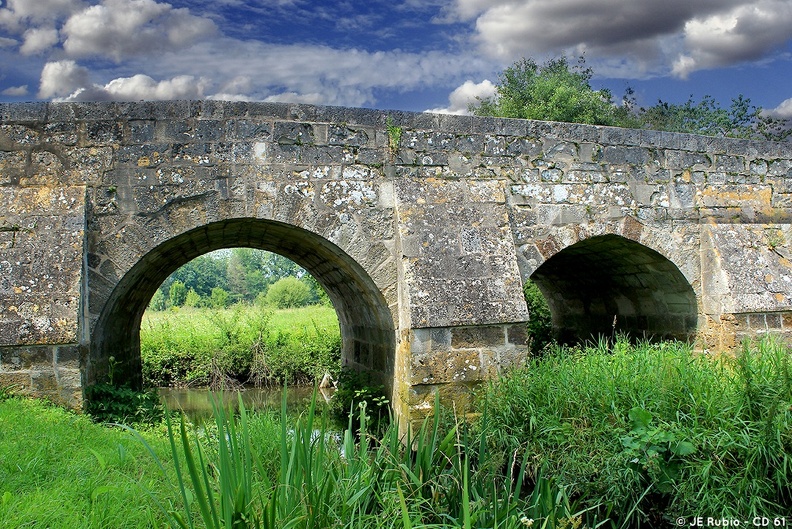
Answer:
[
  {"left": 184, "top": 288, "right": 202, "bottom": 307},
  {"left": 264, "top": 276, "right": 312, "bottom": 309},
  {"left": 523, "top": 279, "right": 552, "bottom": 353},
  {"left": 210, "top": 286, "right": 230, "bottom": 308},
  {"left": 83, "top": 383, "right": 163, "bottom": 425},
  {"left": 141, "top": 305, "right": 341, "bottom": 388}
]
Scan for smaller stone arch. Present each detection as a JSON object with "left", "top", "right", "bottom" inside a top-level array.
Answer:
[
  {"left": 88, "top": 218, "right": 396, "bottom": 395},
  {"left": 529, "top": 234, "right": 698, "bottom": 343}
]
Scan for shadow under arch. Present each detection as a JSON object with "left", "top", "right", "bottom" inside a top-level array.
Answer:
[
  {"left": 530, "top": 234, "right": 698, "bottom": 344},
  {"left": 88, "top": 218, "right": 396, "bottom": 394}
]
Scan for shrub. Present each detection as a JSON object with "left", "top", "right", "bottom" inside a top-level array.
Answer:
[
  {"left": 264, "top": 276, "right": 312, "bottom": 309},
  {"left": 83, "top": 383, "right": 163, "bottom": 425},
  {"left": 523, "top": 279, "right": 552, "bottom": 352},
  {"left": 210, "top": 286, "right": 230, "bottom": 308}
]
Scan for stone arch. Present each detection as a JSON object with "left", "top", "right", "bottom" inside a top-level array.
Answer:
[
  {"left": 88, "top": 217, "right": 396, "bottom": 393},
  {"left": 529, "top": 234, "right": 698, "bottom": 343}
]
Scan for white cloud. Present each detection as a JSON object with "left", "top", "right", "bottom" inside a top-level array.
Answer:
[
  {"left": 0, "top": 0, "right": 84, "bottom": 32},
  {"left": 444, "top": 0, "right": 790, "bottom": 78},
  {"left": 263, "top": 91, "right": 328, "bottom": 105},
  {"left": 425, "top": 79, "right": 496, "bottom": 115},
  {"left": 1, "top": 84, "right": 28, "bottom": 96},
  {"left": 770, "top": 98, "right": 792, "bottom": 119},
  {"left": 20, "top": 27, "right": 59, "bottom": 55},
  {"left": 672, "top": 1, "right": 792, "bottom": 77},
  {"left": 61, "top": 0, "right": 217, "bottom": 61},
  {"left": 101, "top": 74, "right": 209, "bottom": 100},
  {"left": 38, "top": 59, "right": 208, "bottom": 101},
  {"left": 152, "top": 39, "right": 492, "bottom": 107},
  {"left": 38, "top": 59, "right": 91, "bottom": 98}
]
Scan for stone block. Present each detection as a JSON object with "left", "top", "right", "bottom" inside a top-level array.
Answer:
[
  {"left": 507, "top": 324, "right": 529, "bottom": 345},
  {"left": 451, "top": 325, "right": 505, "bottom": 348},
  {"left": 31, "top": 370, "right": 58, "bottom": 392},
  {"left": 0, "top": 371, "right": 31, "bottom": 392}
]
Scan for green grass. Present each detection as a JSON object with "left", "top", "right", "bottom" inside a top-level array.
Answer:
[
  {"left": 0, "top": 391, "right": 581, "bottom": 529},
  {"left": 478, "top": 337, "right": 792, "bottom": 526},
  {"left": 141, "top": 304, "right": 341, "bottom": 388},
  {"left": 0, "top": 397, "right": 175, "bottom": 528},
  {"left": 7, "top": 338, "right": 792, "bottom": 528}
]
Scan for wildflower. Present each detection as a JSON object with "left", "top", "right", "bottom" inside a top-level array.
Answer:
[{"left": 520, "top": 516, "right": 534, "bottom": 527}]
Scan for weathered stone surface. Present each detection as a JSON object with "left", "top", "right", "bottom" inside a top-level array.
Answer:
[{"left": 2, "top": 100, "right": 792, "bottom": 427}]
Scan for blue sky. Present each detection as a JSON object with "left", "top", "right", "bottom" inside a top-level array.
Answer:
[{"left": 1, "top": 0, "right": 791, "bottom": 119}]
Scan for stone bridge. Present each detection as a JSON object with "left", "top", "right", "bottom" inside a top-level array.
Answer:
[{"left": 2, "top": 101, "right": 792, "bottom": 423}]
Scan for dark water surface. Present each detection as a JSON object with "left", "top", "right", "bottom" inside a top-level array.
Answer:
[{"left": 158, "top": 385, "right": 335, "bottom": 421}]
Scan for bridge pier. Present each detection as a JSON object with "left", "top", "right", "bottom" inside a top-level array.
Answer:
[{"left": 396, "top": 323, "right": 530, "bottom": 424}]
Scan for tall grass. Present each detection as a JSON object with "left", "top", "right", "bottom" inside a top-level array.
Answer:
[
  {"left": 141, "top": 304, "right": 341, "bottom": 388},
  {"left": 479, "top": 337, "right": 792, "bottom": 526},
  {"left": 130, "top": 391, "right": 583, "bottom": 528}
]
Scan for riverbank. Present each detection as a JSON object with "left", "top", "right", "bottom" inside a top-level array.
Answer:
[
  {"left": 3, "top": 339, "right": 791, "bottom": 527},
  {"left": 141, "top": 304, "right": 341, "bottom": 388}
]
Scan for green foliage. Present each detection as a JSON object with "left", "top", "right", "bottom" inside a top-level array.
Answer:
[
  {"left": 209, "top": 287, "right": 230, "bottom": 308},
  {"left": 263, "top": 276, "right": 312, "bottom": 309},
  {"left": 523, "top": 279, "right": 552, "bottom": 353},
  {"left": 149, "top": 289, "right": 166, "bottom": 311},
  {"left": 84, "top": 383, "right": 163, "bottom": 425},
  {"left": 184, "top": 288, "right": 202, "bottom": 308},
  {"left": 475, "top": 55, "right": 791, "bottom": 141},
  {"left": 168, "top": 280, "right": 188, "bottom": 308},
  {"left": 141, "top": 305, "right": 342, "bottom": 388},
  {"left": 626, "top": 93, "right": 791, "bottom": 140},
  {"left": 479, "top": 338, "right": 792, "bottom": 526},
  {"left": 329, "top": 368, "right": 390, "bottom": 433},
  {"left": 128, "top": 390, "right": 582, "bottom": 529},
  {"left": 473, "top": 56, "right": 618, "bottom": 125},
  {"left": 157, "top": 249, "right": 318, "bottom": 309},
  {"left": 125, "top": 394, "right": 268, "bottom": 529},
  {"left": 386, "top": 115, "right": 403, "bottom": 153}
]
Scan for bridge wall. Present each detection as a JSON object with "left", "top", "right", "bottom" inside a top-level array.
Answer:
[{"left": 1, "top": 101, "right": 791, "bottom": 423}]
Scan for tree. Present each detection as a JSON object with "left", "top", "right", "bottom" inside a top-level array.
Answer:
[
  {"left": 184, "top": 288, "right": 202, "bottom": 308},
  {"left": 475, "top": 56, "right": 791, "bottom": 141},
  {"left": 264, "top": 277, "right": 312, "bottom": 309},
  {"left": 627, "top": 93, "right": 790, "bottom": 140},
  {"left": 472, "top": 56, "right": 618, "bottom": 125},
  {"left": 168, "top": 280, "right": 187, "bottom": 307},
  {"left": 148, "top": 289, "right": 166, "bottom": 311},
  {"left": 210, "top": 287, "right": 230, "bottom": 308}
]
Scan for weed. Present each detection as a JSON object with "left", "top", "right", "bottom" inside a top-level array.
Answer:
[
  {"left": 84, "top": 383, "right": 163, "bottom": 425},
  {"left": 386, "top": 115, "right": 403, "bottom": 154}
]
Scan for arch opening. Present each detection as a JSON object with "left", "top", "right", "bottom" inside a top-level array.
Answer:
[
  {"left": 530, "top": 235, "right": 697, "bottom": 344},
  {"left": 88, "top": 218, "right": 396, "bottom": 396}
]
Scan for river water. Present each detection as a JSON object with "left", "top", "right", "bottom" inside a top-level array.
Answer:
[{"left": 158, "top": 385, "right": 336, "bottom": 421}]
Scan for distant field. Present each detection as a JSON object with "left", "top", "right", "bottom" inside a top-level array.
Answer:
[{"left": 140, "top": 304, "right": 341, "bottom": 387}]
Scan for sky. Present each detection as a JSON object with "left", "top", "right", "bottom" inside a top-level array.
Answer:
[{"left": 0, "top": 0, "right": 791, "bottom": 118}]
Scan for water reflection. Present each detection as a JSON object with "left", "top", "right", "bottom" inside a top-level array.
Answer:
[{"left": 159, "top": 385, "right": 335, "bottom": 421}]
